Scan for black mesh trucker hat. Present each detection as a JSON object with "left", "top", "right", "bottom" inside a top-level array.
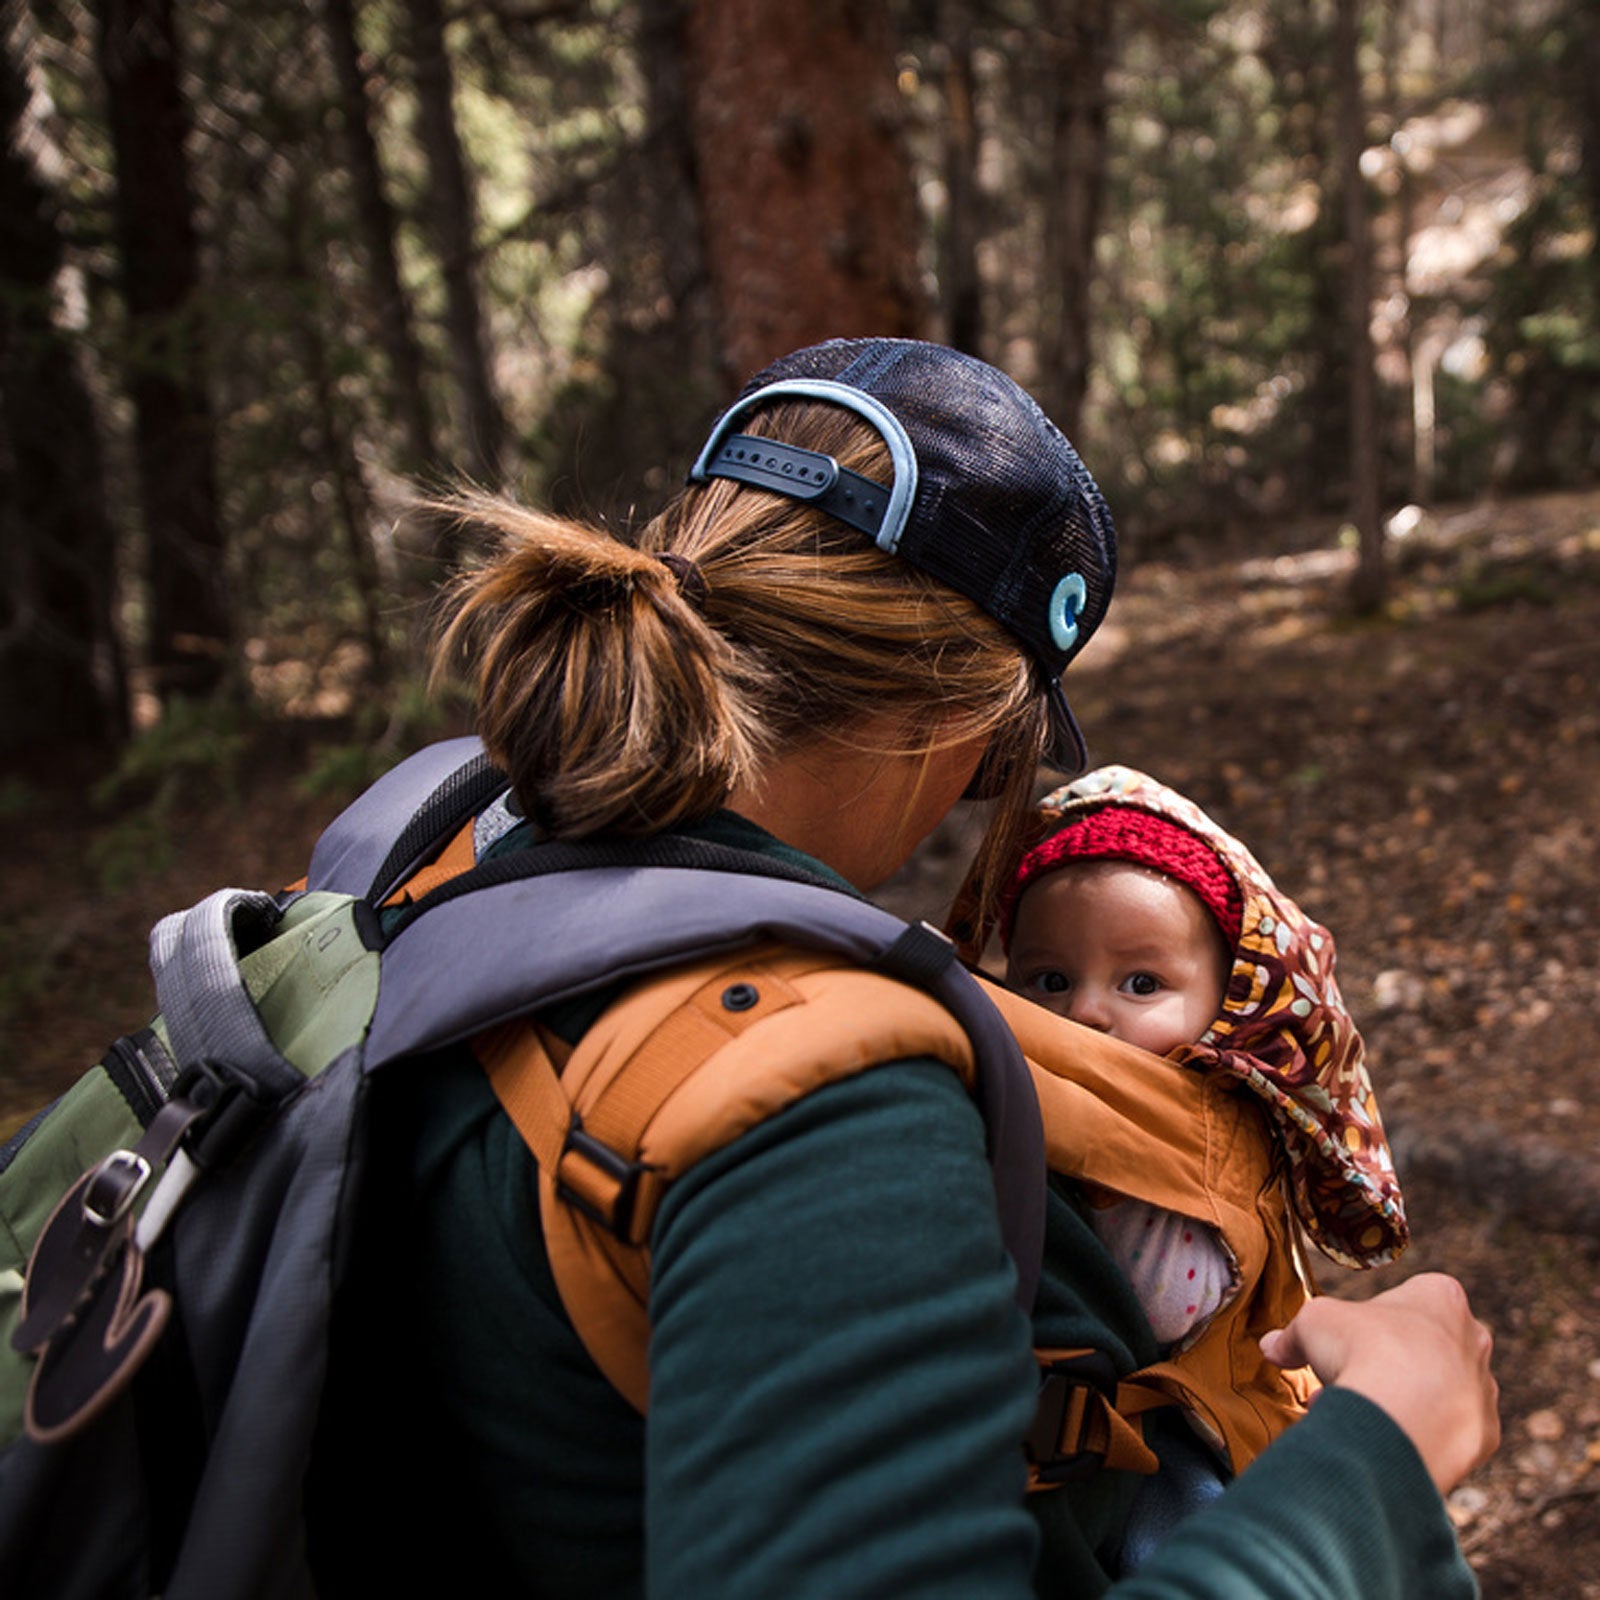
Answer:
[{"left": 687, "top": 337, "right": 1117, "bottom": 772}]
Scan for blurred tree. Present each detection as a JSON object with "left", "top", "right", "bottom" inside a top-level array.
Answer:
[
  {"left": 92, "top": 0, "right": 229, "bottom": 700},
  {"left": 283, "top": 167, "right": 389, "bottom": 682},
  {"left": 1035, "top": 0, "right": 1114, "bottom": 440},
  {"left": 1479, "top": 0, "right": 1600, "bottom": 489},
  {"left": 682, "top": 0, "right": 924, "bottom": 381},
  {"left": 1262, "top": 0, "right": 1351, "bottom": 513},
  {"left": 932, "top": 2, "right": 981, "bottom": 354},
  {"left": 533, "top": 0, "right": 726, "bottom": 523},
  {"left": 1378, "top": 0, "right": 1424, "bottom": 504},
  {"left": 406, "top": 0, "right": 507, "bottom": 492},
  {"left": 1335, "top": 0, "right": 1385, "bottom": 611},
  {"left": 0, "top": 15, "right": 127, "bottom": 751},
  {"left": 321, "top": 0, "right": 438, "bottom": 476}
]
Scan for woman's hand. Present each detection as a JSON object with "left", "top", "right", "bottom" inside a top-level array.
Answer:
[{"left": 1261, "top": 1272, "right": 1500, "bottom": 1495}]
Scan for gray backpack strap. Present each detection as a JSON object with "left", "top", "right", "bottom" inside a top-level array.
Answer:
[{"left": 305, "top": 736, "right": 505, "bottom": 900}]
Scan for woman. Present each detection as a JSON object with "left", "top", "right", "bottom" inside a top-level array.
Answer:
[{"left": 314, "top": 337, "right": 1496, "bottom": 1596}]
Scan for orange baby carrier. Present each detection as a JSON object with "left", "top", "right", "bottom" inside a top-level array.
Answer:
[{"left": 478, "top": 946, "right": 1322, "bottom": 1482}]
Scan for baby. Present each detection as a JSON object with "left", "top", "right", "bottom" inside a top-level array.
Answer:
[{"left": 996, "top": 766, "right": 1406, "bottom": 1348}]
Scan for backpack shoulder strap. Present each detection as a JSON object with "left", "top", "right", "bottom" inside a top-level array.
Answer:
[
  {"left": 477, "top": 942, "right": 980, "bottom": 1409},
  {"left": 306, "top": 736, "right": 504, "bottom": 901}
]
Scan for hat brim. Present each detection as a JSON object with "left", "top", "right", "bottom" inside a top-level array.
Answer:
[{"left": 1043, "top": 680, "right": 1089, "bottom": 775}]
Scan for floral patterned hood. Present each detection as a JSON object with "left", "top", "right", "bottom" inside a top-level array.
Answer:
[{"left": 1012, "top": 765, "right": 1407, "bottom": 1270}]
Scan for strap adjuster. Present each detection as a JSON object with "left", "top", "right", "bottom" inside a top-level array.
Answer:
[
  {"left": 80, "top": 1150, "right": 154, "bottom": 1234},
  {"left": 1026, "top": 1349, "right": 1123, "bottom": 1483},
  {"left": 171, "top": 1059, "right": 273, "bottom": 1170},
  {"left": 556, "top": 1118, "right": 649, "bottom": 1240}
]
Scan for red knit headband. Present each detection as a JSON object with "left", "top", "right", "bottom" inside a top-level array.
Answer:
[{"left": 1002, "top": 806, "right": 1244, "bottom": 952}]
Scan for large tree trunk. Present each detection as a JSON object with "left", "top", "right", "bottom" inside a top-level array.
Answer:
[
  {"left": 1036, "top": 0, "right": 1113, "bottom": 440},
  {"left": 1334, "top": 0, "right": 1385, "bottom": 611},
  {"left": 0, "top": 20, "right": 127, "bottom": 752},
  {"left": 321, "top": 0, "right": 438, "bottom": 476},
  {"left": 682, "top": 0, "right": 924, "bottom": 383},
  {"left": 406, "top": 0, "right": 507, "bottom": 491},
  {"left": 93, "top": 0, "right": 230, "bottom": 700}
]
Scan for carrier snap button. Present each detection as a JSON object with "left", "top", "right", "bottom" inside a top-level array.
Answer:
[{"left": 721, "top": 983, "right": 760, "bottom": 1012}]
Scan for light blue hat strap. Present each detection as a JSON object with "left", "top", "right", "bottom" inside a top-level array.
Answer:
[{"left": 688, "top": 378, "right": 919, "bottom": 554}]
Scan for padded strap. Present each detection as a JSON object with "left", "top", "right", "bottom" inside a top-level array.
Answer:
[
  {"left": 372, "top": 862, "right": 1045, "bottom": 1323},
  {"left": 148, "top": 890, "right": 301, "bottom": 1098},
  {"left": 481, "top": 947, "right": 982, "bottom": 1410},
  {"left": 305, "top": 735, "right": 504, "bottom": 901}
]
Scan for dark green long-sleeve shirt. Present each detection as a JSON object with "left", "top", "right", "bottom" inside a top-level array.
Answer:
[{"left": 310, "top": 814, "right": 1476, "bottom": 1599}]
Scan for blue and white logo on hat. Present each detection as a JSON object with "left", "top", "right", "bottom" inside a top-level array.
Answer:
[{"left": 1049, "top": 572, "right": 1088, "bottom": 653}]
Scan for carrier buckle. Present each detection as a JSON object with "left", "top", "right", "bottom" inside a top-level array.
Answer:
[
  {"left": 1026, "top": 1349, "right": 1122, "bottom": 1483},
  {"left": 556, "top": 1118, "right": 648, "bottom": 1240}
]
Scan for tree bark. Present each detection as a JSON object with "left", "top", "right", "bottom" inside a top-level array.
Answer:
[
  {"left": 682, "top": 0, "right": 925, "bottom": 383},
  {"left": 937, "top": 4, "right": 981, "bottom": 355},
  {"left": 0, "top": 19, "right": 127, "bottom": 752},
  {"left": 1571, "top": 0, "right": 1600, "bottom": 329},
  {"left": 1036, "top": 0, "right": 1113, "bottom": 440},
  {"left": 321, "top": 0, "right": 438, "bottom": 475},
  {"left": 406, "top": 0, "right": 507, "bottom": 490},
  {"left": 92, "top": 0, "right": 230, "bottom": 699},
  {"left": 285, "top": 172, "right": 388, "bottom": 683},
  {"left": 1334, "top": 0, "right": 1386, "bottom": 611},
  {"left": 1382, "top": 0, "right": 1425, "bottom": 504}
]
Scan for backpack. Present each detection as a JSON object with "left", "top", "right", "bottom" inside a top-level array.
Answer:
[{"left": 0, "top": 737, "right": 1048, "bottom": 1600}]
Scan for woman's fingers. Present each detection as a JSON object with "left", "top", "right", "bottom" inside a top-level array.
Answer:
[{"left": 1262, "top": 1273, "right": 1500, "bottom": 1495}]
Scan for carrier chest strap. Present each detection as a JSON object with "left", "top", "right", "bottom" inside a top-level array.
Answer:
[{"left": 1025, "top": 1348, "right": 1162, "bottom": 1484}]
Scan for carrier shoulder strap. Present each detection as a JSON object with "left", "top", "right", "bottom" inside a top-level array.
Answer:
[{"left": 477, "top": 942, "right": 984, "bottom": 1410}]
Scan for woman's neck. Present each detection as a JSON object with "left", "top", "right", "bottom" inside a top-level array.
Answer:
[{"left": 726, "top": 719, "right": 986, "bottom": 892}]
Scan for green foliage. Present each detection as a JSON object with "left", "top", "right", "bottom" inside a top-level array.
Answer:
[
  {"left": 87, "top": 697, "right": 257, "bottom": 891},
  {"left": 1454, "top": 564, "right": 1560, "bottom": 614}
]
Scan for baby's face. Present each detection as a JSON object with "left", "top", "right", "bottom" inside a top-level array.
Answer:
[{"left": 1005, "top": 861, "right": 1229, "bottom": 1057}]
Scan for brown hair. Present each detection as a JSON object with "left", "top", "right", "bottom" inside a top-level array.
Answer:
[{"left": 429, "top": 401, "right": 1048, "bottom": 915}]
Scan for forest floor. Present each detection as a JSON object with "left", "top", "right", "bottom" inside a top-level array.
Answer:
[{"left": 5, "top": 484, "right": 1600, "bottom": 1595}]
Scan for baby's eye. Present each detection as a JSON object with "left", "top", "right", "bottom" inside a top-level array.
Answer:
[
  {"left": 1028, "top": 970, "right": 1071, "bottom": 995},
  {"left": 1122, "top": 972, "right": 1163, "bottom": 997}
]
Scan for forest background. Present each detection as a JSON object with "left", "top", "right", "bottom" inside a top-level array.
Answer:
[{"left": 3, "top": 0, "right": 1600, "bottom": 1594}]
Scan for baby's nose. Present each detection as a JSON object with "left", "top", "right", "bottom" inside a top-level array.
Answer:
[{"left": 1067, "top": 991, "right": 1113, "bottom": 1032}]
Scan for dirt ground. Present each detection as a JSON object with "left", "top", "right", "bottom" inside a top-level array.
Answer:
[{"left": 5, "top": 486, "right": 1600, "bottom": 1593}]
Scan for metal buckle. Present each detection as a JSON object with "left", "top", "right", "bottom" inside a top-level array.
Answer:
[{"left": 80, "top": 1149, "right": 154, "bottom": 1232}]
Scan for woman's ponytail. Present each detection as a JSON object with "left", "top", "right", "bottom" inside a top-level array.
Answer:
[{"left": 430, "top": 492, "right": 768, "bottom": 836}]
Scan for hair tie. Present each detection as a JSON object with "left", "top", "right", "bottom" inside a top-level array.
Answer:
[{"left": 656, "top": 550, "right": 709, "bottom": 610}]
